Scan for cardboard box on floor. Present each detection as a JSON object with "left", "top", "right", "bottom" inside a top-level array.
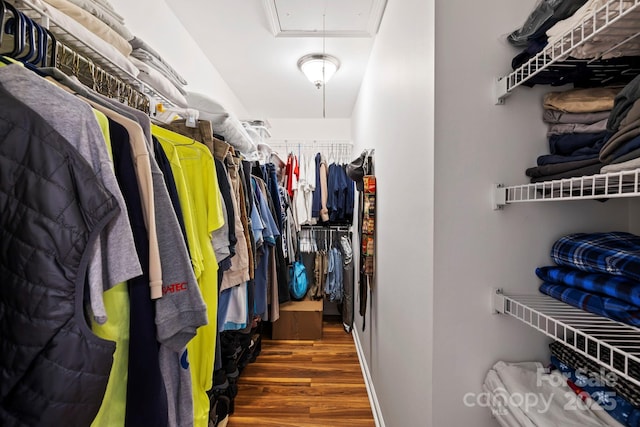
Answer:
[{"left": 272, "top": 300, "right": 323, "bottom": 340}]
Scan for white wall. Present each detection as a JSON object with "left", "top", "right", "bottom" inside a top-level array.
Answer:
[
  {"left": 108, "top": 0, "right": 249, "bottom": 118},
  {"left": 432, "top": 0, "right": 630, "bottom": 426},
  {"left": 351, "top": 0, "right": 435, "bottom": 425}
]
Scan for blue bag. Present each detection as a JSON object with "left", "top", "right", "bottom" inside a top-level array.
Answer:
[{"left": 289, "top": 260, "right": 308, "bottom": 300}]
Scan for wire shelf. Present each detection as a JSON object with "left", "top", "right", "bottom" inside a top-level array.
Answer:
[
  {"left": 493, "top": 168, "right": 640, "bottom": 208},
  {"left": 7, "top": 0, "right": 176, "bottom": 109},
  {"left": 495, "top": 0, "right": 640, "bottom": 103},
  {"left": 494, "top": 290, "right": 640, "bottom": 387}
]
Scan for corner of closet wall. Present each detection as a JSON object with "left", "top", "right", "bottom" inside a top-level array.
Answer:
[{"left": 108, "top": 0, "right": 249, "bottom": 118}]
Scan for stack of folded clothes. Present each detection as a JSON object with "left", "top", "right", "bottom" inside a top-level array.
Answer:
[
  {"left": 129, "top": 37, "right": 189, "bottom": 107},
  {"left": 483, "top": 360, "right": 622, "bottom": 426},
  {"left": 28, "top": 0, "right": 191, "bottom": 107},
  {"left": 508, "top": 0, "right": 640, "bottom": 88},
  {"left": 546, "top": 0, "right": 640, "bottom": 61},
  {"left": 63, "top": 0, "right": 132, "bottom": 40},
  {"left": 600, "top": 74, "right": 640, "bottom": 173},
  {"left": 28, "top": 0, "right": 139, "bottom": 77},
  {"left": 185, "top": 91, "right": 257, "bottom": 156},
  {"left": 523, "top": 71, "right": 640, "bottom": 183},
  {"left": 549, "top": 341, "right": 640, "bottom": 427},
  {"left": 525, "top": 86, "right": 619, "bottom": 182},
  {"left": 536, "top": 231, "right": 640, "bottom": 327}
]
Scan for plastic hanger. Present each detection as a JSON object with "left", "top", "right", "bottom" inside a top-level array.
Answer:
[
  {"left": 16, "top": 14, "right": 36, "bottom": 63},
  {"left": 28, "top": 16, "right": 47, "bottom": 66},
  {"left": 43, "top": 28, "right": 56, "bottom": 67},
  {"left": 0, "top": 5, "right": 45, "bottom": 77},
  {"left": 4, "top": 2, "right": 25, "bottom": 58},
  {"left": 0, "top": 0, "right": 6, "bottom": 48},
  {"left": 328, "top": 145, "right": 336, "bottom": 164}
]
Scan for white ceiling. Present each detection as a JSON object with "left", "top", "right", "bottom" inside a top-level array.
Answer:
[{"left": 165, "top": 0, "right": 387, "bottom": 120}]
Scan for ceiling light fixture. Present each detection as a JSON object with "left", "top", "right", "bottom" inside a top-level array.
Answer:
[
  {"left": 297, "top": 53, "right": 340, "bottom": 89},
  {"left": 300, "top": 12, "right": 336, "bottom": 118}
]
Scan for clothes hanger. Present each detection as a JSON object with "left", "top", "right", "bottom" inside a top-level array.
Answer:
[
  {"left": 328, "top": 144, "right": 336, "bottom": 164},
  {"left": 42, "top": 28, "right": 56, "bottom": 67},
  {"left": 174, "top": 137, "right": 197, "bottom": 147},
  {"left": 0, "top": 8, "right": 48, "bottom": 77},
  {"left": 0, "top": 0, "right": 6, "bottom": 48},
  {"left": 16, "top": 14, "right": 36, "bottom": 63},
  {"left": 16, "top": 12, "right": 44, "bottom": 76},
  {"left": 4, "top": 3, "right": 25, "bottom": 58},
  {"left": 170, "top": 132, "right": 202, "bottom": 161},
  {"left": 29, "top": 19, "right": 47, "bottom": 66}
]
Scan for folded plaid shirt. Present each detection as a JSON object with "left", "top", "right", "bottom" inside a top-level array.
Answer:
[
  {"left": 536, "top": 266, "right": 640, "bottom": 308},
  {"left": 540, "top": 283, "right": 640, "bottom": 327},
  {"left": 551, "top": 232, "right": 640, "bottom": 282}
]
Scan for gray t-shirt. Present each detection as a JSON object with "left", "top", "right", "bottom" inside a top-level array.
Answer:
[{"left": 0, "top": 65, "right": 142, "bottom": 324}]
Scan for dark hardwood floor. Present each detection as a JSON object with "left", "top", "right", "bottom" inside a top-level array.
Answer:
[{"left": 227, "top": 319, "right": 375, "bottom": 426}]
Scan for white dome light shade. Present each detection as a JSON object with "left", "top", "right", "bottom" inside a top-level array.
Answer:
[{"left": 297, "top": 54, "right": 340, "bottom": 89}]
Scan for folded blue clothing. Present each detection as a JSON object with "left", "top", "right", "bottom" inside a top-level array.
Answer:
[
  {"left": 549, "top": 131, "right": 610, "bottom": 156},
  {"left": 536, "top": 266, "right": 640, "bottom": 308},
  {"left": 551, "top": 232, "right": 640, "bottom": 283},
  {"left": 539, "top": 282, "right": 640, "bottom": 327},
  {"left": 551, "top": 355, "right": 640, "bottom": 427},
  {"left": 537, "top": 152, "right": 600, "bottom": 165}
]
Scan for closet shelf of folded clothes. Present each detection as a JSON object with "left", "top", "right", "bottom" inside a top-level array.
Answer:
[
  {"left": 493, "top": 289, "right": 640, "bottom": 387},
  {"left": 495, "top": 0, "right": 640, "bottom": 104},
  {"left": 8, "top": 0, "right": 177, "bottom": 109},
  {"left": 493, "top": 168, "right": 640, "bottom": 209}
]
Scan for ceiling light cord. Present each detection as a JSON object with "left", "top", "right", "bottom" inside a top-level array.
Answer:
[
  {"left": 296, "top": 4, "right": 339, "bottom": 118},
  {"left": 322, "top": 13, "right": 326, "bottom": 118}
]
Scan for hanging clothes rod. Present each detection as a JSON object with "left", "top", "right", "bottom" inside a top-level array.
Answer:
[
  {"left": 300, "top": 225, "right": 351, "bottom": 231},
  {"left": 55, "top": 44, "right": 150, "bottom": 112},
  {"left": 269, "top": 139, "right": 354, "bottom": 164},
  {"left": 268, "top": 139, "right": 353, "bottom": 149},
  {"left": 298, "top": 226, "right": 351, "bottom": 253}
]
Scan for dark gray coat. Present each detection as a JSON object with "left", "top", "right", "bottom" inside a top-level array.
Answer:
[{"left": 0, "top": 88, "right": 117, "bottom": 427}]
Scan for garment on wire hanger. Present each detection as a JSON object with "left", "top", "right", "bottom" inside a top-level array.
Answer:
[{"left": 153, "top": 124, "right": 225, "bottom": 427}]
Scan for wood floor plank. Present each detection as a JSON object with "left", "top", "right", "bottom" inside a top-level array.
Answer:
[{"left": 227, "top": 320, "right": 375, "bottom": 426}]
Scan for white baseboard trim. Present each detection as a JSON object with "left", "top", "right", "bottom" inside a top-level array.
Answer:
[{"left": 352, "top": 328, "right": 385, "bottom": 427}]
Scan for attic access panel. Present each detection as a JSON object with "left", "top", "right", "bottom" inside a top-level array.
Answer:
[{"left": 264, "top": 0, "right": 387, "bottom": 37}]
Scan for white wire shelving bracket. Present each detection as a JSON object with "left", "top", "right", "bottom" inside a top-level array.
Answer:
[
  {"left": 495, "top": 0, "right": 640, "bottom": 104},
  {"left": 8, "top": 0, "right": 177, "bottom": 109},
  {"left": 493, "top": 168, "right": 640, "bottom": 210},
  {"left": 493, "top": 289, "right": 640, "bottom": 387}
]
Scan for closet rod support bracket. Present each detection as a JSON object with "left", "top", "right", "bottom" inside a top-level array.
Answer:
[
  {"left": 493, "top": 184, "right": 506, "bottom": 210},
  {"left": 492, "top": 288, "right": 505, "bottom": 314},
  {"left": 494, "top": 77, "right": 509, "bottom": 105}
]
